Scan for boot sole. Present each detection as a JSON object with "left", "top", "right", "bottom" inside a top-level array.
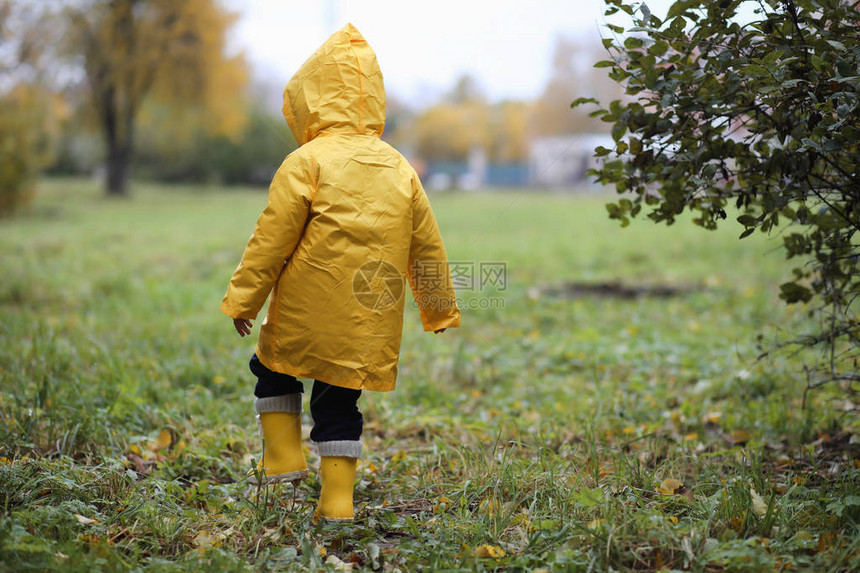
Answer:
[
  {"left": 312, "top": 514, "right": 354, "bottom": 525},
  {"left": 248, "top": 468, "right": 308, "bottom": 485}
]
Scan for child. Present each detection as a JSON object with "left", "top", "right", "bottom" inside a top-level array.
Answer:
[{"left": 221, "top": 23, "right": 461, "bottom": 523}]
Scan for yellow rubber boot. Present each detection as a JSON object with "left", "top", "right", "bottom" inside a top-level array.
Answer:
[
  {"left": 249, "top": 411, "right": 308, "bottom": 485},
  {"left": 314, "top": 456, "right": 357, "bottom": 523}
]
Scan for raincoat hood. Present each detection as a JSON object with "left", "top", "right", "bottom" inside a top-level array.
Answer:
[{"left": 283, "top": 23, "right": 386, "bottom": 146}]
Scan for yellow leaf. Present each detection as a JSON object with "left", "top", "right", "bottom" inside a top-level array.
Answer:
[
  {"left": 474, "top": 544, "right": 505, "bottom": 559},
  {"left": 478, "top": 498, "right": 497, "bottom": 516},
  {"left": 316, "top": 545, "right": 327, "bottom": 557},
  {"left": 669, "top": 516, "right": 678, "bottom": 524},
  {"left": 731, "top": 429, "right": 750, "bottom": 445},
  {"left": 74, "top": 514, "right": 99, "bottom": 525},
  {"left": 391, "top": 450, "right": 407, "bottom": 463},
  {"left": 192, "top": 530, "right": 223, "bottom": 550},
  {"left": 657, "top": 478, "right": 684, "bottom": 495},
  {"left": 129, "top": 444, "right": 141, "bottom": 455},
  {"left": 683, "top": 432, "right": 698, "bottom": 441},
  {"left": 586, "top": 518, "right": 605, "bottom": 529},
  {"left": 817, "top": 532, "right": 836, "bottom": 552},
  {"left": 80, "top": 533, "right": 100, "bottom": 545},
  {"left": 434, "top": 496, "right": 454, "bottom": 514},
  {"left": 155, "top": 429, "right": 172, "bottom": 450},
  {"left": 704, "top": 412, "right": 722, "bottom": 424}
]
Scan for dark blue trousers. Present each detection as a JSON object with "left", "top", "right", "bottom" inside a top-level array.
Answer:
[{"left": 250, "top": 354, "right": 363, "bottom": 443}]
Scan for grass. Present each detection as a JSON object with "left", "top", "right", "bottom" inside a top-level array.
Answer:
[{"left": 0, "top": 178, "right": 857, "bottom": 571}]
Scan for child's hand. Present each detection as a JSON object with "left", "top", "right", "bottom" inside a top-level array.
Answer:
[
  {"left": 434, "top": 328, "right": 446, "bottom": 334},
  {"left": 233, "top": 318, "right": 253, "bottom": 337}
]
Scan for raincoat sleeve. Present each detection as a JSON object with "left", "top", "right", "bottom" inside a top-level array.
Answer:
[
  {"left": 407, "top": 174, "right": 461, "bottom": 332},
  {"left": 220, "top": 153, "right": 315, "bottom": 320}
]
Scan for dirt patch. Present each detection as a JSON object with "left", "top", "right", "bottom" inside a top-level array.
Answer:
[{"left": 531, "top": 281, "right": 699, "bottom": 300}]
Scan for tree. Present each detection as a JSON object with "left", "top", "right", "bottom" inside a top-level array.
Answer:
[
  {"left": 134, "top": 102, "right": 296, "bottom": 185},
  {"left": 489, "top": 101, "right": 530, "bottom": 163},
  {"left": 414, "top": 74, "right": 491, "bottom": 162},
  {"left": 580, "top": 0, "right": 859, "bottom": 395},
  {"left": 65, "top": 0, "right": 247, "bottom": 195},
  {"left": 0, "top": 1, "right": 63, "bottom": 216},
  {"left": 532, "top": 37, "right": 623, "bottom": 136}
]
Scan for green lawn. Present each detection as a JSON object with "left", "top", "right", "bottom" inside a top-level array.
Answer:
[{"left": 1, "top": 179, "right": 857, "bottom": 571}]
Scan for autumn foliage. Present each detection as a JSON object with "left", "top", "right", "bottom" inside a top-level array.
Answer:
[{"left": 64, "top": 0, "right": 248, "bottom": 195}]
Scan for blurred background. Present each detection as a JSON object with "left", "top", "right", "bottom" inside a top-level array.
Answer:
[{"left": 0, "top": 0, "right": 681, "bottom": 210}]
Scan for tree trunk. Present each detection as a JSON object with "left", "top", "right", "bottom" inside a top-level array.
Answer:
[
  {"left": 105, "top": 142, "right": 130, "bottom": 196},
  {"left": 102, "top": 86, "right": 134, "bottom": 197}
]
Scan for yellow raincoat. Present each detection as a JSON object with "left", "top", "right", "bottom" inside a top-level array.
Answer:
[{"left": 221, "top": 24, "right": 461, "bottom": 392}]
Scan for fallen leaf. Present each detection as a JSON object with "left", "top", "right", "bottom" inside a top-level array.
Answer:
[
  {"left": 657, "top": 478, "right": 684, "bottom": 495},
  {"left": 474, "top": 544, "right": 505, "bottom": 559},
  {"left": 126, "top": 453, "right": 152, "bottom": 475},
  {"left": 434, "top": 496, "right": 454, "bottom": 513},
  {"left": 586, "top": 518, "right": 605, "bottom": 529},
  {"left": 367, "top": 542, "right": 381, "bottom": 570},
  {"left": 192, "top": 530, "right": 223, "bottom": 550},
  {"left": 750, "top": 488, "right": 768, "bottom": 516},
  {"left": 731, "top": 429, "right": 751, "bottom": 445},
  {"left": 478, "top": 498, "right": 497, "bottom": 516},
  {"left": 74, "top": 514, "right": 99, "bottom": 525},
  {"left": 325, "top": 554, "right": 352, "bottom": 571},
  {"left": 704, "top": 412, "right": 722, "bottom": 425},
  {"left": 817, "top": 532, "right": 836, "bottom": 552},
  {"left": 154, "top": 429, "right": 172, "bottom": 450}
]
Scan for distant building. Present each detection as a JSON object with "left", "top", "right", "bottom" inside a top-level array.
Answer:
[
  {"left": 419, "top": 135, "right": 614, "bottom": 191},
  {"left": 529, "top": 133, "right": 614, "bottom": 189}
]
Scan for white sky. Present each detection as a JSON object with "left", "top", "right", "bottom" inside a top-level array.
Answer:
[{"left": 228, "top": 0, "right": 678, "bottom": 107}]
